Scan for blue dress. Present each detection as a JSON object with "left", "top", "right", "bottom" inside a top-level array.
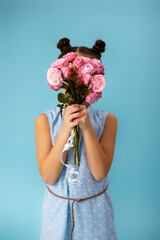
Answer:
[{"left": 40, "top": 104, "right": 117, "bottom": 240}]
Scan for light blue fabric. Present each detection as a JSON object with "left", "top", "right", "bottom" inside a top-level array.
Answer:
[{"left": 40, "top": 104, "right": 117, "bottom": 240}]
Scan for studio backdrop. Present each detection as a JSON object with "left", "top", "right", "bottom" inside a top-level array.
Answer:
[{"left": 0, "top": 0, "right": 160, "bottom": 240}]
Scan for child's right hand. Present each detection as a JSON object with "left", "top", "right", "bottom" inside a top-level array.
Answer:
[{"left": 62, "top": 104, "right": 84, "bottom": 133}]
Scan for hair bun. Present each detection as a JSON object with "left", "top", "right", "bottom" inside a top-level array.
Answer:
[
  {"left": 92, "top": 39, "right": 106, "bottom": 54},
  {"left": 57, "top": 37, "right": 71, "bottom": 53}
]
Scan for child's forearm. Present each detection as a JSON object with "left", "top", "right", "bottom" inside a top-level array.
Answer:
[
  {"left": 82, "top": 120, "right": 110, "bottom": 181},
  {"left": 40, "top": 125, "right": 71, "bottom": 185}
]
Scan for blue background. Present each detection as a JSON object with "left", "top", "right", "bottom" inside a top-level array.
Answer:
[{"left": 0, "top": 0, "right": 160, "bottom": 239}]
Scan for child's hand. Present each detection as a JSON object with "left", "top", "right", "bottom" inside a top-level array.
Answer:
[
  {"left": 78, "top": 104, "right": 91, "bottom": 130},
  {"left": 62, "top": 104, "right": 87, "bottom": 133}
]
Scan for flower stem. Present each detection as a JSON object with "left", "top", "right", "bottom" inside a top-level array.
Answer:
[
  {"left": 74, "top": 126, "right": 77, "bottom": 165},
  {"left": 77, "top": 125, "right": 80, "bottom": 166}
]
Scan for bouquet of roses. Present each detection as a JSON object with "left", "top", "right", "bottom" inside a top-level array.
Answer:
[{"left": 47, "top": 52, "right": 105, "bottom": 167}]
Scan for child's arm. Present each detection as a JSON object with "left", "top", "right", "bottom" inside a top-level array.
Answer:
[
  {"left": 79, "top": 106, "right": 117, "bottom": 181},
  {"left": 35, "top": 104, "right": 84, "bottom": 185},
  {"left": 35, "top": 115, "right": 70, "bottom": 185}
]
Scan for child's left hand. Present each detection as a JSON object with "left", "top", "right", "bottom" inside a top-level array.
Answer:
[{"left": 78, "top": 104, "right": 91, "bottom": 130}]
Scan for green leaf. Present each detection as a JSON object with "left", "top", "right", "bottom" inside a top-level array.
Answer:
[
  {"left": 69, "top": 81, "right": 76, "bottom": 98},
  {"left": 57, "top": 103, "right": 65, "bottom": 108},
  {"left": 58, "top": 93, "right": 68, "bottom": 103},
  {"left": 56, "top": 103, "right": 65, "bottom": 118},
  {"left": 60, "top": 84, "right": 68, "bottom": 90},
  {"left": 92, "top": 71, "right": 98, "bottom": 76},
  {"left": 63, "top": 78, "right": 70, "bottom": 84}
]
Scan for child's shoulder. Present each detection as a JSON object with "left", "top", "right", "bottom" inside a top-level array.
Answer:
[
  {"left": 44, "top": 107, "right": 59, "bottom": 115},
  {"left": 91, "top": 105, "right": 108, "bottom": 117},
  {"left": 93, "top": 107, "right": 117, "bottom": 122},
  {"left": 36, "top": 107, "right": 59, "bottom": 124},
  {"left": 44, "top": 107, "right": 60, "bottom": 121}
]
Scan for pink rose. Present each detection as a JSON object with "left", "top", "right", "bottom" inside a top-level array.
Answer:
[
  {"left": 72, "top": 56, "right": 85, "bottom": 70},
  {"left": 86, "top": 92, "right": 102, "bottom": 103},
  {"left": 48, "top": 82, "right": 60, "bottom": 91},
  {"left": 51, "top": 58, "right": 69, "bottom": 68},
  {"left": 81, "top": 74, "right": 92, "bottom": 85},
  {"left": 61, "top": 66, "right": 72, "bottom": 78},
  {"left": 63, "top": 52, "right": 78, "bottom": 62},
  {"left": 78, "top": 63, "right": 95, "bottom": 76},
  {"left": 74, "top": 74, "right": 81, "bottom": 84},
  {"left": 91, "top": 59, "right": 105, "bottom": 74},
  {"left": 90, "top": 74, "right": 105, "bottom": 92},
  {"left": 80, "top": 56, "right": 92, "bottom": 64},
  {"left": 47, "top": 67, "right": 63, "bottom": 91}
]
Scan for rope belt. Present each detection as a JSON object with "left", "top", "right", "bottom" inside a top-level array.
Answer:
[{"left": 46, "top": 183, "right": 109, "bottom": 240}]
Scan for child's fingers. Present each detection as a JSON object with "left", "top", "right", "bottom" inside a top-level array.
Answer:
[
  {"left": 65, "top": 104, "right": 83, "bottom": 117},
  {"left": 68, "top": 111, "right": 84, "bottom": 122},
  {"left": 70, "top": 118, "right": 82, "bottom": 128}
]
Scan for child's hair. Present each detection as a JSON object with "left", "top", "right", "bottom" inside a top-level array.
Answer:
[{"left": 57, "top": 37, "right": 106, "bottom": 60}]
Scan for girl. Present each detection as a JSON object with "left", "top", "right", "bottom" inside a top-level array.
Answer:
[{"left": 35, "top": 37, "right": 118, "bottom": 240}]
